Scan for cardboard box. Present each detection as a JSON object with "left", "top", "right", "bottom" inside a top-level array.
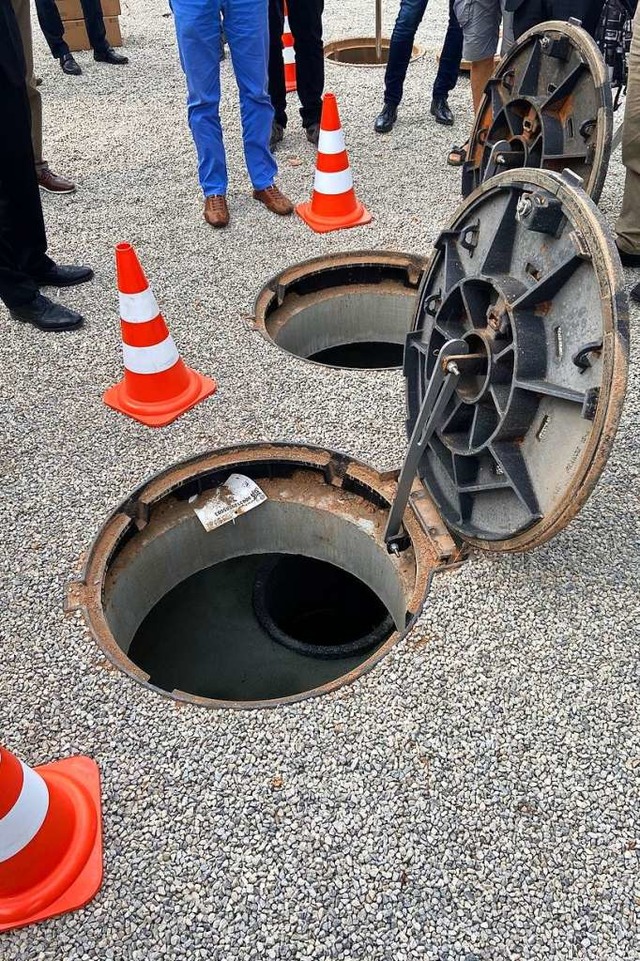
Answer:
[
  {"left": 62, "top": 16, "right": 122, "bottom": 51},
  {"left": 56, "top": 0, "right": 120, "bottom": 20}
]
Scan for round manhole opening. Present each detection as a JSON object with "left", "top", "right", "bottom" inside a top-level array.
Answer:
[
  {"left": 253, "top": 555, "right": 394, "bottom": 659},
  {"left": 323, "top": 37, "right": 424, "bottom": 66},
  {"left": 69, "top": 445, "right": 440, "bottom": 708},
  {"left": 254, "top": 251, "right": 426, "bottom": 371}
]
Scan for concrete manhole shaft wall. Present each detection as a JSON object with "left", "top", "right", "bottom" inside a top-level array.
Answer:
[
  {"left": 253, "top": 251, "right": 427, "bottom": 370},
  {"left": 67, "top": 445, "right": 450, "bottom": 709}
]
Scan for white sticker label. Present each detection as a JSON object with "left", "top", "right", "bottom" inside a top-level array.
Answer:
[{"left": 192, "top": 474, "right": 267, "bottom": 532}]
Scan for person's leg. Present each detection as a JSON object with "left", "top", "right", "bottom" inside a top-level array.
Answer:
[
  {"left": 616, "top": 6, "right": 640, "bottom": 257},
  {"left": 287, "top": 0, "right": 324, "bottom": 128},
  {"left": 171, "top": 0, "right": 228, "bottom": 197},
  {"left": 512, "top": 0, "right": 544, "bottom": 40},
  {"left": 456, "top": 0, "right": 502, "bottom": 111},
  {"left": 267, "top": 0, "right": 287, "bottom": 128},
  {"left": 10, "top": 0, "right": 44, "bottom": 170},
  {"left": 432, "top": 0, "right": 463, "bottom": 99},
  {"left": 33, "top": 0, "right": 69, "bottom": 59},
  {"left": 224, "top": 0, "right": 278, "bottom": 190},
  {"left": 470, "top": 56, "right": 494, "bottom": 110},
  {"left": 78, "top": 0, "right": 108, "bottom": 53},
  {"left": 0, "top": 75, "right": 51, "bottom": 309},
  {"left": 383, "top": 0, "right": 429, "bottom": 107}
]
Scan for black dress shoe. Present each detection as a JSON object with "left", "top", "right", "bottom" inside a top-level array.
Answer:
[
  {"left": 631, "top": 282, "right": 640, "bottom": 304},
  {"left": 374, "top": 103, "right": 397, "bottom": 134},
  {"left": 94, "top": 46, "right": 129, "bottom": 65},
  {"left": 270, "top": 121, "right": 284, "bottom": 148},
  {"left": 10, "top": 294, "right": 84, "bottom": 332},
  {"left": 31, "top": 264, "right": 94, "bottom": 288},
  {"left": 60, "top": 53, "right": 82, "bottom": 75},
  {"left": 305, "top": 122, "right": 320, "bottom": 146},
  {"left": 616, "top": 244, "right": 640, "bottom": 267},
  {"left": 430, "top": 96, "right": 454, "bottom": 126}
]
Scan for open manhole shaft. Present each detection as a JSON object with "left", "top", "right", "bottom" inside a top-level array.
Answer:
[
  {"left": 253, "top": 251, "right": 426, "bottom": 371},
  {"left": 463, "top": 20, "right": 613, "bottom": 200}
]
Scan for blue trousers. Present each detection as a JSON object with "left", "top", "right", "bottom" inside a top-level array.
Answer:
[
  {"left": 171, "top": 0, "right": 277, "bottom": 196},
  {"left": 384, "top": 0, "right": 463, "bottom": 106}
]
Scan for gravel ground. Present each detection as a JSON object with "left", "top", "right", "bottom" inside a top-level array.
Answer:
[{"left": 1, "top": 1, "right": 639, "bottom": 958}]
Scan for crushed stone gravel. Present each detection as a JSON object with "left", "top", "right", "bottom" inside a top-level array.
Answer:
[{"left": 0, "top": 1, "right": 638, "bottom": 959}]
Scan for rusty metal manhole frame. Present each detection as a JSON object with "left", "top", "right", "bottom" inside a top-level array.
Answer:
[
  {"left": 66, "top": 443, "right": 458, "bottom": 711},
  {"left": 323, "top": 37, "right": 425, "bottom": 67},
  {"left": 253, "top": 250, "right": 427, "bottom": 371}
]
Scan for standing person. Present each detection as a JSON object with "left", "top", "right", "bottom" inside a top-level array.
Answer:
[
  {"left": 616, "top": 1, "right": 640, "bottom": 274},
  {"left": 374, "top": 0, "right": 463, "bottom": 133},
  {"left": 0, "top": 0, "right": 93, "bottom": 330},
  {"left": 35, "top": 0, "right": 128, "bottom": 75},
  {"left": 506, "top": 0, "right": 605, "bottom": 40},
  {"left": 11, "top": 0, "right": 75, "bottom": 193},
  {"left": 171, "top": 0, "right": 293, "bottom": 228},
  {"left": 268, "top": 0, "right": 324, "bottom": 147},
  {"left": 447, "top": 0, "right": 513, "bottom": 165}
]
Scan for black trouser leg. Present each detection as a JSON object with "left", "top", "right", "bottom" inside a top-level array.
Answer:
[
  {"left": 288, "top": 0, "right": 324, "bottom": 128},
  {"left": 78, "top": 0, "right": 108, "bottom": 53},
  {"left": 432, "top": 0, "right": 463, "bottom": 98},
  {"left": 0, "top": 77, "right": 52, "bottom": 309},
  {"left": 34, "top": 0, "right": 70, "bottom": 59},
  {"left": 268, "top": 0, "right": 287, "bottom": 127}
]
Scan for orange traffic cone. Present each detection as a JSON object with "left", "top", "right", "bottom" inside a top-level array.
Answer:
[
  {"left": 0, "top": 745, "right": 103, "bottom": 932},
  {"left": 282, "top": 1, "right": 296, "bottom": 93},
  {"left": 103, "top": 243, "right": 216, "bottom": 427},
  {"left": 296, "top": 93, "right": 372, "bottom": 234}
]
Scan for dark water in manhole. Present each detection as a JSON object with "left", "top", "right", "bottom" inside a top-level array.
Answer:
[
  {"left": 129, "top": 553, "right": 393, "bottom": 701},
  {"left": 308, "top": 341, "right": 404, "bottom": 369},
  {"left": 324, "top": 44, "right": 390, "bottom": 66}
]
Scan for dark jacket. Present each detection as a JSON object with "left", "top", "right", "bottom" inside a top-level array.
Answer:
[{"left": 0, "top": 0, "right": 27, "bottom": 87}]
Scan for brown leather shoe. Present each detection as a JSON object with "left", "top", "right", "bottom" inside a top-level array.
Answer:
[
  {"left": 37, "top": 163, "right": 76, "bottom": 194},
  {"left": 252, "top": 185, "right": 294, "bottom": 216},
  {"left": 204, "top": 194, "right": 230, "bottom": 228}
]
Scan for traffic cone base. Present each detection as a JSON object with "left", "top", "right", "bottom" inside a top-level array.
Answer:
[
  {"left": 296, "top": 197, "right": 372, "bottom": 234},
  {"left": 103, "top": 368, "right": 216, "bottom": 427},
  {"left": 0, "top": 756, "right": 103, "bottom": 933}
]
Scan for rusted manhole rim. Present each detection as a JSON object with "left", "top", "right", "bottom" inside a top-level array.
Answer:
[
  {"left": 67, "top": 444, "right": 455, "bottom": 710},
  {"left": 323, "top": 37, "right": 425, "bottom": 67},
  {"left": 253, "top": 250, "right": 427, "bottom": 371}
]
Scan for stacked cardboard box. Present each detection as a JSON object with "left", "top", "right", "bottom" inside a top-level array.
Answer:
[{"left": 55, "top": 0, "right": 123, "bottom": 51}]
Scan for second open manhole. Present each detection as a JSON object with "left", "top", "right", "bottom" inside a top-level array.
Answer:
[
  {"left": 323, "top": 38, "right": 424, "bottom": 66},
  {"left": 253, "top": 251, "right": 426, "bottom": 371}
]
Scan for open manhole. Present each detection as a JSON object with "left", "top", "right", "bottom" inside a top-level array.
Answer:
[
  {"left": 69, "top": 170, "right": 627, "bottom": 708},
  {"left": 67, "top": 445, "right": 450, "bottom": 708},
  {"left": 323, "top": 37, "right": 424, "bottom": 66},
  {"left": 463, "top": 20, "right": 612, "bottom": 201},
  {"left": 253, "top": 251, "right": 426, "bottom": 370}
]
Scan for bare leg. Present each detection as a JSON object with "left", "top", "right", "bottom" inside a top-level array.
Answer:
[{"left": 470, "top": 55, "right": 494, "bottom": 111}]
